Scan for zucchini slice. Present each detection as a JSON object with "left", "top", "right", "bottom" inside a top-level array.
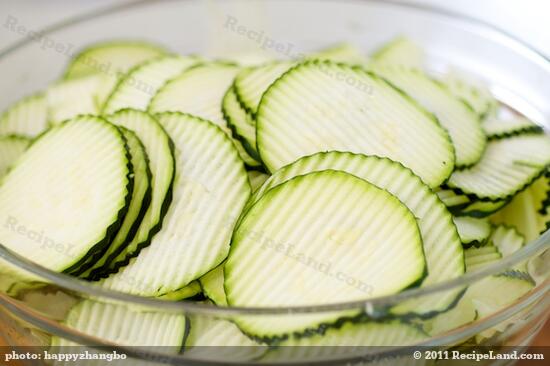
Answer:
[
  {"left": 490, "top": 175, "right": 550, "bottom": 242},
  {"left": 64, "top": 41, "right": 167, "bottom": 80},
  {"left": 199, "top": 264, "right": 227, "bottom": 306},
  {"left": 465, "top": 249, "right": 502, "bottom": 272},
  {"left": 0, "top": 135, "right": 30, "bottom": 178},
  {"left": 222, "top": 86, "right": 259, "bottom": 161},
  {"left": 427, "top": 271, "right": 533, "bottom": 337},
  {"left": 453, "top": 216, "right": 492, "bottom": 247},
  {"left": 245, "top": 152, "right": 464, "bottom": 316},
  {"left": 490, "top": 225, "right": 525, "bottom": 258},
  {"left": 157, "top": 281, "right": 202, "bottom": 301},
  {"left": 0, "top": 116, "right": 131, "bottom": 274},
  {"left": 47, "top": 74, "right": 116, "bottom": 124},
  {"left": 472, "top": 271, "right": 534, "bottom": 342},
  {"left": 483, "top": 116, "right": 543, "bottom": 140},
  {"left": 90, "top": 109, "right": 175, "bottom": 277},
  {"left": 256, "top": 61, "right": 455, "bottom": 187},
  {"left": 233, "top": 45, "right": 365, "bottom": 118},
  {"left": 465, "top": 246, "right": 499, "bottom": 258},
  {"left": 448, "top": 134, "right": 550, "bottom": 201},
  {"left": 234, "top": 61, "right": 296, "bottom": 116},
  {"left": 441, "top": 69, "right": 498, "bottom": 119},
  {"left": 489, "top": 225, "right": 527, "bottom": 272},
  {"left": 372, "top": 65, "right": 486, "bottom": 167},
  {"left": 52, "top": 300, "right": 186, "bottom": 349},
  {"left": 102, "top": 55, "right": 199, "bottom": 115},
  {"left": 102, "top": 112, "right": 250, "bottom": 296},
  {"left": 453, "top": 198, "right": 509, "bottom": 218},
  {"left": 148, "top": 63, "right": 239, "bottom": 127},
  {"left": 147, "top": 63, "right": 258, "bottom": 167},
  {"left": 0, "top": 93, "right": 48, "bottom": 137},
  {"left": 308, "top": 42, "right": 367, "bottom": 64},
  {"left": 263, "top": 320, "right": 427, "bottom": 362},
  {"left": 78, "top": 127, "right": 152, "bottom": 278},
  {"left": 226, "top": 170, "right": 426, "bottom": 337},
  {"left": 247, "top": 170, "right": 269, "bottom": 194},
  {"left": 370, "top": 37, "right": 425, "bottom": 69},
  {"left": 185, "top": 310, "right": 268, "bottom": 361},
  {"left": 436, "top": 188, "right": 471, "bottom": 209}
]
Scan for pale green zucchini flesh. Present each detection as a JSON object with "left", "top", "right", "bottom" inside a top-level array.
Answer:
[
  {"left": 0, "top": 116, "right": 131, "bottom": 274},
  {"left": 226, "top": 170, "right": 426, "bottom": 337},
  {"left": 256, "top": 61, "right": 455, "bottom": 187},
  {"left": 101, "top": 112, "right": 250, "bottom": 296}
]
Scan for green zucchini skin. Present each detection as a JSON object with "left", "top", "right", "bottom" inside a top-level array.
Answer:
[
  {"left": 242, "top": 151, "right": 464, "bottom": 318},
  {"left": 92, "top": 109, "right": 176, "bottom": 278},
  {"left": 101, "top": 112, "right": 251, "bottom": 297},
  {"left": 0, "top": 116, "right": 133, "bottom": 275},
  {"left": 77, "top": 127, "right": 153, "bottom": 279},
  {"left": 256, "top": 60, "right": 456, "bottom": 187},
  {"left": 65, "top": 121, "right": 135, "bottom": 275},
  {"left": 226, "top": 170, "right": 426, "bottom": 338}
]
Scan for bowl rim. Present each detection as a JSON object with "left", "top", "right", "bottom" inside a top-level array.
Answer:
[{"left": 0, "top": 0, "right": 549, "bottom": 316}]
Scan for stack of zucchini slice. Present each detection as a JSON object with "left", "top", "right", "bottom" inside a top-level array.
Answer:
[{"left": 0, "top": 37, "right": 547, "bottom": 358}]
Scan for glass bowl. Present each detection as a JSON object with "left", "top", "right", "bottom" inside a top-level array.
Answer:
[{"left": 0, "top": 0, "right": 549, "bottom": 364}]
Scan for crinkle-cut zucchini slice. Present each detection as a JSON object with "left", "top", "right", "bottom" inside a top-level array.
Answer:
[
  {"left": 0, "top": 116, "right": 131, "bottom": 275},
  {"left": 88, "top": 109, "right": 175, "bottom": 278},
  {"left": 0, "top": 135, "right": 30, "bottom": 178},
  {"left": 471, "top": 271, "right": 534, "bottom": 342},
  {"left": 490, "top": 173, "right": 550, "bottom": 242},
  {"left": 222, "top": 86, "right": 259, "bottom": 161},
  {"left": 78, "top": 127, "right": 152, "bottom": 278},
  {"left": 465, "top": 245, "right": 499, "bottom": 258},
  {"left": 263, "top": 320, "right": 427, "bottom": 363},
  {"left": 234, "top": 43, "right": 367, "bottom": 117},
  {"left": 370, "top": 37, "right": 426, "bottom": 69},
  {"left": 372, "top": 65, "right": 486, "bottom": 167},
  {"left": 257, "top": 61, "right": 455, "bottom": 187},
  {"left": 448, "top": 134, "right": 550, "bottom": 201},
  {"left": 52, "top": 300, "right": 186, "bottom": 350},
  {"left": 483, "top": 116, "right": 543, "bottom": 140},
  {"left": 63, "top": 41, "right": 167, "bottom": 80},
  {"left": 490, "top": 225, "right": 525, "bottom": 258},
  {"left": 436, "top": 188, "right": 471, "bottom": 208},
  {"left": 427, "top": 271, "right": 533, "bottom": 337},
  {"left": 102, "top": 112, "right": 250, "bottom": 296},
  {"left": 453, "top": 198, "right": 509, "bottom": 218},
  {"left": 453, "top": 216, "right": 492, "bottom": 247},
  {"left": 148, "top": 63, "right": 256, "bottom": 166},
  {"left": 148, "top": 63, "right": 239, "bottom": 127},
  {"left": 199, "top": 264, "right": 227, "bottom": 306},
  {"left": 234, "top": 61, "right": 295, "bottom": 116},
  {"left": 47, "top": 74, "right": 117, "bottom": 124},
  {"left": 441, "top": 69, "right": 498, "bottom": 119},
  {"left": 0, "top": 93, "right": 48, "bottom": 137},
  {"left": 226, "top": 170, "right": 426, "bottom": 337},
  {"left": 489, "top": 224, "right": 527, "bottom": 272},
  {"left": 247, "top": 170, "right": 269, "bottom": 194},
  {"left": 185, "top": 307, "right": 268, "bottom": 362},
  {"left": 308, "top": 42, "right": 368, "bottom": 64},
  {"left": 102, "top": 55, "right": 199, "bottom": 115},
  {"left": 245, "top": 151, "right": 463, "bottom": 316},
  {"left": 157, "top": 281, "right": 202, "bottom": 301}
]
